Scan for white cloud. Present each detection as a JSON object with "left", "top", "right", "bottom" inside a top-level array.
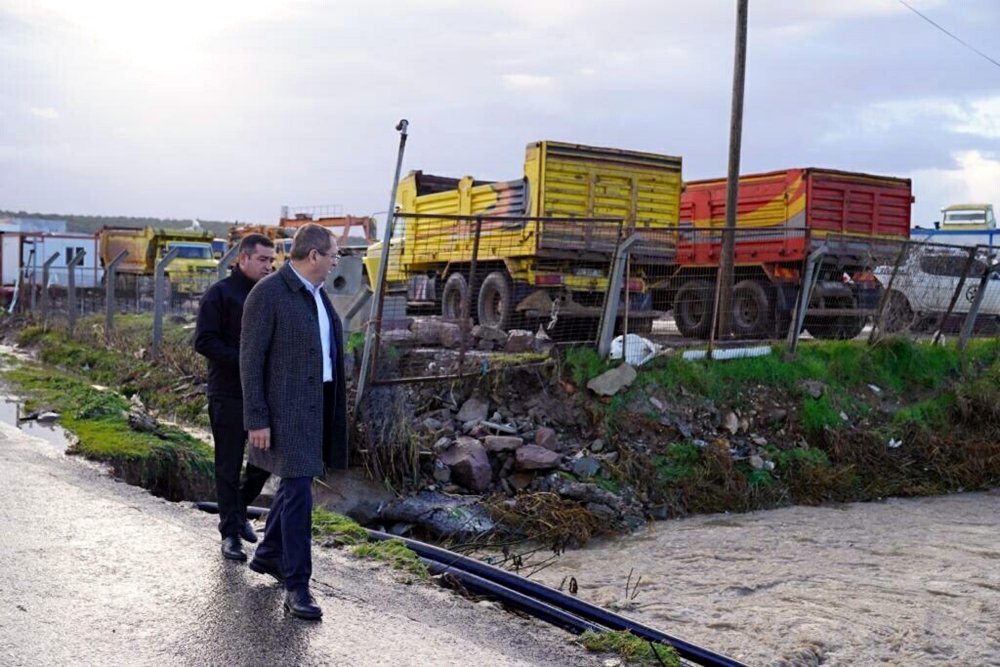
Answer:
[
  {"left": 29, "top": 107, "right": 59, "bottom": 120},
  {"left": 950, "top": 98, "right": 1000, "bottom": 139},
  {"left": 502, "top": 74, "right": 554, "bottom": 91},
  {"left": 838, "top": 96, "right": 1000, "bottom": 141}
]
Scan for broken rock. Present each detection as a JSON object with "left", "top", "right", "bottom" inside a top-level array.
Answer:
[
  {"left": 515, "top": 444, "right": 562, "bottom": 471},
  {"left": 586, "top": 363, "right": 637, "bottom": 396},
  {"left": 438, "top": 436, "right": 492, "bottom": 492}
]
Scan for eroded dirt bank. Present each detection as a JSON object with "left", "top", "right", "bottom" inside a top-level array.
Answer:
[{"left": 533, "top": 490, "right": 1000, "bottom": 666}]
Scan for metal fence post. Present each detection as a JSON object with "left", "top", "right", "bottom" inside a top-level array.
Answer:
[
  {"left": 152, "top": 247, "right": 180, "bottom": 361},
  {"left": 933, "top": 247, "right": 977, "bottom": 346},
  {"left": 66, "top": 249, "right": 86, "bottom": 338},
  {"left": 105, "top": 250, "right": 129, "bottom": 343},
  {"left": 40, "top": 252, "right": 60, "bottom": 326},
  {"left": 598, "top": 235, "right": 637, "bottom": 359},
  {"left": 958, "top": 248, "right": 993, "bottom": 352},
  {"left": 218, "top": 245, "right": 239, "bottom": 281},
  {"left": 27, "top": 247, "right": 38, "bottom": 313},
  {"left": 786, "top": 247, "right": 825, "bottom": 353},
  {"left": 357, "top": 118, "right": 409, "bottom": 410},
  {"left": 868, "top": 242, "right": 910, "bottom": 344}
]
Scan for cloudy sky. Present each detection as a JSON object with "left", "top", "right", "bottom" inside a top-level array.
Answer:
[{"left": 2, "top": 0, "right": 998, "bottom": 227}]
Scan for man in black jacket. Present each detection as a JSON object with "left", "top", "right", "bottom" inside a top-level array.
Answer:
[{"left": 195, "top": 233, "right": 276, "bottom": 561}]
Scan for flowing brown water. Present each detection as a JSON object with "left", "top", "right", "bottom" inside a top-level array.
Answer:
[{"left": 531, "top": 490, "right": 1000, "bottom": 666}]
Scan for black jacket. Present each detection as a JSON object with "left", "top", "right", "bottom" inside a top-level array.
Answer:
[{"left": 194, "top": 267, "right": 257, "bottom": 398}]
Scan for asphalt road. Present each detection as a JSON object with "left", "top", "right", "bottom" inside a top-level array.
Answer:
[{"left": 0, "top": 420, "right": 601, "bottom": 667}]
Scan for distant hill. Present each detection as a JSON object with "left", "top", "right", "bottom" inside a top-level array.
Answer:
[{"left": 0, "top": 210, "right": 237, "bottom": 238}]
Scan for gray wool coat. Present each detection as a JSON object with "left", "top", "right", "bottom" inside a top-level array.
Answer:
[{"left": 240, "top": 263, "right": 348, "bottom": 477}]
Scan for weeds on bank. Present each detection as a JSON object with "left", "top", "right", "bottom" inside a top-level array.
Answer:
[
  {"left": 15, "top": 314, "right": 209, "bottom": 426},
  {"left": 3, "top": 364, "right": 213, "bottom": 500},
  {"left": 578, "top": 630, "right": 680, "bottom": 667}
]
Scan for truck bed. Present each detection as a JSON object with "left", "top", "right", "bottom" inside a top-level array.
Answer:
[{"left": 678, "top": 168, "right": 912, "bottom": 265}]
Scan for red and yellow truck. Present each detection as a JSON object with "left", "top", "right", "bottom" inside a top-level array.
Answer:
[{"left": 672, "top": 168, "right": 912, "bottom": 338}]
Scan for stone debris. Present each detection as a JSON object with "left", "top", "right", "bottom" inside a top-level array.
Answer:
[{"left": 586, "top": 363, "right": 637, "bottom": 396}]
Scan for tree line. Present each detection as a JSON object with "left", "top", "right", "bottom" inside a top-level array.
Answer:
[{"left": 0, "top": 210, "right": 236, "bottom": 238}]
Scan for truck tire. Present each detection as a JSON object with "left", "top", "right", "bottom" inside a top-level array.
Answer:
[
  {"left": 478, "top": 271, "right": 514, "bottom": 330},
  {"left": 674, "top": 279, "right": 714, "bottom": 339},
  {"left": 441, "top": 273, "right": 469, "bottom": 320},
  {"left": 731, "top": 279, "right": 770, "bottom": 338},
  {"left": 880, "top": 290, "right": 914, "bottom": 334}
]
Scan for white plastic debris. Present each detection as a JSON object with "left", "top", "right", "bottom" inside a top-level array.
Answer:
[
  {"left": 609, "top": 334, "right": 662, "bottom": 366},
  {"left": 682, "top": 345, "right": 772, "bottom": 362},
  {"left": 888, "top": 438, "right": 903, "bottom": 449}
]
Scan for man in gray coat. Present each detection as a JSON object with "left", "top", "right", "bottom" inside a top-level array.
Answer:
[{"left": 240, "top": 223, "right": 348, "bottom": 620}]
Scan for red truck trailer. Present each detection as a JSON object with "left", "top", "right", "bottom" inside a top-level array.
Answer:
[{"left": 669, "top": 168, "right": 912, "bottom": 339}]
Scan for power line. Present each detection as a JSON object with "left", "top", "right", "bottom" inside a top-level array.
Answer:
[{"left": 896, "top": 0, "right": 1000, "bottom": 70}]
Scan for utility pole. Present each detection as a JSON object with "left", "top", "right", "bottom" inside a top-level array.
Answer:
[{"left": 714, "top": 0, "right": 749, "bottom": 341}]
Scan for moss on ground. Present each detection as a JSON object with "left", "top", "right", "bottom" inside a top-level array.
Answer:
[
  {"left": 3, "top": 364, "right": 213, "bottom": 500},
  {"left": 311, "top": 509, "right": 429, "bottom": 581},
  {"left": 312, "top": 507, "right": 369, "bottom": 545},
  {"left": 352, "top": 539, "right": 429, "bottom": 581},
  {"left": 579, "top": 630, "right": 679, "bottom": 667}
]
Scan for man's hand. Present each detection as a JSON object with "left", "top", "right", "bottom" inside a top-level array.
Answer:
[{"left": 248, "top": 427, "right": 271, "bottom": 451}]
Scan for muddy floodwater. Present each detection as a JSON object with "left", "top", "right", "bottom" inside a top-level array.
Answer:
[{"left": 532, "top": 491, "right": 1000, "bottom": 666}]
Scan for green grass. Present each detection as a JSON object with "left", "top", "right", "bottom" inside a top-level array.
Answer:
[
  {"left": 653, "top": 441, "right": 702, "bottom": 482},
  {"left": 3, "top": 364, "right": 213, "bottom": 500},
  {"left": 564, "top": 347, "right": 608, "bottom": 387},
  {"left": 579, "top": 630, "right": 680, "bottom": 667}
]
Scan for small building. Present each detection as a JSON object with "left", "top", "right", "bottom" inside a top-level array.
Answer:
[{"left": 1, "top": 232, "right": 103, "bottom": 288}]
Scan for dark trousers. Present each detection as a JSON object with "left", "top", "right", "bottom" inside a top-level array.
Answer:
[
  {"left": 254, "top": 382, "right": 334, "bottom": 592},
  {"left": 255, "top": 477, "right": 313, "bottom": 592},
  {"left": 208, "top": 395, "right": 270, "bottom": 538}
]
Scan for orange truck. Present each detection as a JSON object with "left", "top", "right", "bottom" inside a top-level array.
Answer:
[{"left": 671, "top": 168, "right": 912, "bottom": 339}]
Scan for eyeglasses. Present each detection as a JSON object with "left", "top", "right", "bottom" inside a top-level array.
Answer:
[{"left": 314, "top": 249, "right": 341, "bottom": 261}]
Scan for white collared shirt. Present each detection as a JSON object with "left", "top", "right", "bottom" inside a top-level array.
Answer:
[{"left": 289, "top": 263, "right": 333, "bottom": 382}]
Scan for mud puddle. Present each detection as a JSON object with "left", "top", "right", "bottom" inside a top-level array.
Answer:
[{"left": 529, "top": 492, "right": 1000, "bottom": 666}]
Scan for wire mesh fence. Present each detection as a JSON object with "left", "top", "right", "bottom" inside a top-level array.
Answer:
[
  {"left": 362, "top": 214, "right": 1000, "bottom": 386},
  {"left": 364, "top": 212, "right": 677, "bottom": 385}
]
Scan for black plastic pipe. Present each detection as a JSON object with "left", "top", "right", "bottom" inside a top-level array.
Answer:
[
  {"left": 420, "top": 557, "right": 604, "bottom": 635},
  {"left": 193, "top": 502, "right": 744, "bottom": 666},
  {"left": 367, "top": 529, "right": 747, "bottom": 667}
]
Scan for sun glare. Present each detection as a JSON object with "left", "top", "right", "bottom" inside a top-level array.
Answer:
[{"left": 23, "top": 0, "right": 285, "bottom": 74}]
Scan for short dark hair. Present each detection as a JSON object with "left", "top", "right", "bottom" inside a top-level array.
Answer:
[
  {"left": 238, "top": 233, "right": 274, "bottom": 255},
  {"left": 290, "top": 223, "right": 334, "bottom": 260}
]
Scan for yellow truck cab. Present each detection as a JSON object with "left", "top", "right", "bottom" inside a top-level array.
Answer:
[{"left": 939, "top": 204, "right": 996, "bottom": 230}]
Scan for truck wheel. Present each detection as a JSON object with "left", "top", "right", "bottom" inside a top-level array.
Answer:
[
  {"left": 441, "top": 273, "right": 469, "bottom": 320},
  {"left": 478, "top": 271, "right": 514, "bottom": 330},
  {"left": 674, "top": 279, "right": 714, "bottom": 339},
  {"left": 880, "top": 290, "right": 914, "bottom": 334},
  {"left": 731, "top": 279, "right": 770, "bottom": 338}
]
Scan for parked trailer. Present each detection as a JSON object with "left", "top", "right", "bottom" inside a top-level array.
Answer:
[
  {"left": 364, "top": 140, "right": 683, "bottom": 331},
  {"left": 672, "top": 168, "right": 912, "bottom": 339}
]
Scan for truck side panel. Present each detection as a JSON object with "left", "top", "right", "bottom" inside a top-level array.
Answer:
[{"left": 678, "top": 168, "right": 911, "bottom": 266}]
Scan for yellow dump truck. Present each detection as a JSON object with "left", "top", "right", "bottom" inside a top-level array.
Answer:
[
  {"left": 364, "top": 140, "right": 682, "bottom": 330},
  {"left": 99, "top": 226, "right": 217, "bottom": 293}
]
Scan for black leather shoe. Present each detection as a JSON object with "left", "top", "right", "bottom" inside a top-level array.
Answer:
[
  {"left": 248, "top": 554, "right": 285, "bottom": 583},
  {"left": 284, "top": 588, "right": 322, "bottom": 620},
  {"left": 240, "top": 519, "right": 258, "bottom": 543},
  {"left": 221, "top": 536, "right": 246, "bottom": 561}
]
